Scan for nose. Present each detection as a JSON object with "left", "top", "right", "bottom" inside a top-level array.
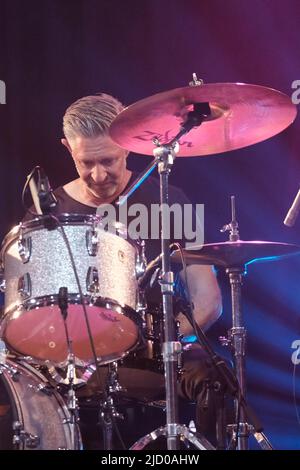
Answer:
[{"left": 91, "top": 164, "right": 107, "bottom": 184}]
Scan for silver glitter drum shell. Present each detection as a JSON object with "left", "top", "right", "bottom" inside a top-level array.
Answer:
[
  {"left": 0, "top": 358, "right": 81, "bottom": 449},
  {"left": 0, "top": 214, "right": 141, "bottom": 366}
]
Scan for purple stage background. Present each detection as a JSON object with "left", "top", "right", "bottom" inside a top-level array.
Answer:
[{"left": 0, "top": 0, "right": 300, "bottom": 449}]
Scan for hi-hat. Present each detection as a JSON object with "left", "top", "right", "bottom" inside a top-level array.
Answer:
[
  {"left": 110, "top": 83, "right": 297, "bottom": 157},
  {"left": 170, "top": 240, "right": 300, "bottom": 267}
]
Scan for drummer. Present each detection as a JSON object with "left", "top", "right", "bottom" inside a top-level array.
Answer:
[
  {"left": 26, "top": 93, "right": 223, "bottom": 445},
  {"left": 59, "top": 93, "right": 222, "bottom": 333}
]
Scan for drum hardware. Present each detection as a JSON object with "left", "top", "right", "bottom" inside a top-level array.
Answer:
[
  {"left": 17, "top": 273, "right": 31, "bottom": 300},
  {"left": 22, "top": 165, "right": 58, "bottom": 217},
  {"left": 114, "top": 92, "right": 213, "bottom": 450},
  {"left": 0, "top": 358, "right": 82, "bottom": 449},
  {"left": 130, "top": 424, "right": 215, "bottom": 450},
  {"left": 135, "top": 239, "right": 147, "bottom": 279},
  {"left": 86, "top": 223, "right": 99, "bottom": 256},
  {"left": 109, "top": 78, "right": 298, "bottom": 450},
  {"left": 171, "top": 196, "right": 300, "bottom": 450},
  {"left": 12, "top": 421, "right": 40, "bottom": 449},
  {"left": 189, "top": 72, "right": 204, "bottom": 87},
  {"left": 17, "top": 234, "right": 32, "bottom": 264},
  {"left": 86, "top": 266, "right": 99, "bottom": 294},
  {"left": 218, "top": 197, "right": 271, "bottom": 450},
  {"left": 0, "top": 359, "right": 20, "bottom": 382},
  {"left": 140, "top": 305, "right": 184, "bottom": 376},
  {"left": 57, "top": 286, "right": 85, "bottom": 450},
  {"left": 98, "top": 361, "right": 126, "bottom": 450},
  {"left": 27, "top": 381, "right": 54, "bottom": 396},
  {"left": 36, "top": 167, "right": 58, "bottom": 214},
  {"left": 174, "top": 281, "right": 274, "bottom": 451},
  {"left": 171, "top": 237, "right": 300, "bottom": 451}
]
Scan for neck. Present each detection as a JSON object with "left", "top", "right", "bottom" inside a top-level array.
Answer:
[{"left": 64, "top": 170, "right": 132, "bottom": 207}]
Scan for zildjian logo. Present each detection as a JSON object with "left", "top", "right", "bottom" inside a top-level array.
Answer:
[{"left": 133, "top": 129, "right": 194, "bottom": 148}]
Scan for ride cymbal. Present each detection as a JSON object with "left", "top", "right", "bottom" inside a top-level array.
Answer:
[
  {"left": 110, "top": 83, "right": 297, "bottom": 157},
  {"left": 171, "top": 240, "right": 300, "bottom": 267}
]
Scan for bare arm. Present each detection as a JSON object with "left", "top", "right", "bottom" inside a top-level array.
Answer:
[{"left": 177, "top": 264, "right": 222, "bottom": 336}]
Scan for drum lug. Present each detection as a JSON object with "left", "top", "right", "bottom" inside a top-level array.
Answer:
[
  {"left": 17, "top": 235, "right": 32, "bottom": 263},
  {"left": 86, "top": 266, "right": 99, "bottom": 294},
  {"left": 86, "top": 227, "right": 98, "bottom": 256},
  {"left": 136, "top": 239, "right": 147, "bottom": 278},
  {"left": 18, "top": 273, "right": 32, "bottom": 299},
  {"left": 0, "top": 267, "right": 5, "bottom": 292},
  {"left": 27, "top": 382, "right": 54, "bottom": 396},
  {"left": 12, "top": 421, "right": 40, "bottom": 449},
  {"left": 137, "top": 289, "right": 147, "bottom": 314},
  {"left": 0, "top": 362, "right": 20, "bottom": 381}
]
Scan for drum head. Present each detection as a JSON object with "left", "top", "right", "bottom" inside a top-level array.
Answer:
[{"left": 4, "top": 302, "right": 140, "bottom": 365}]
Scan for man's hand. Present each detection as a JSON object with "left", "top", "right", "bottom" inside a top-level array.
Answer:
[{"left": 177, "top": 264, "right": 222, "bottom": 336}]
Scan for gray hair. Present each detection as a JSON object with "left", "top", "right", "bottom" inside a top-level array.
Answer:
[{"left": 63, "top": 93, "right": 125, "bottom": 140}]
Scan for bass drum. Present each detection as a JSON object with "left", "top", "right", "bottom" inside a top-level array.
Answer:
[{"left": 0, "top": 358, "right": 81, "bottom": 449}]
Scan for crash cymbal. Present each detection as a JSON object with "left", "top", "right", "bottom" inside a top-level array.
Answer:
[
  {"left": 110, "top": 83, "right": 296, "bottom": 157},
  {"left": 170, "top": 240, "right": 300, "bottom": 267}
]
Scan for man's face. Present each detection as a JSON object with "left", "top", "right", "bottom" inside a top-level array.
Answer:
[{"left": 63, "top": 134, "right": 129, "bottom": 201}]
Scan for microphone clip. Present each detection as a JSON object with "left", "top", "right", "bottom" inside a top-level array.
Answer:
[{"left": 37, "top": 167, "right": 58, "bottom": 215}]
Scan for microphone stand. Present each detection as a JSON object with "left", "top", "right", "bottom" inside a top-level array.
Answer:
[{"left": 58, "top": 287, "right": 80, "bottom": 450}]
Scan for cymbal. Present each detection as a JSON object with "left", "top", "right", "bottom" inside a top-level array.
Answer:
[
  {"left": 170, "top": 240, "right": 300, "bottom": 267},
  {"left": 110, "top": 83, "right": 297, "bottom": 157}
]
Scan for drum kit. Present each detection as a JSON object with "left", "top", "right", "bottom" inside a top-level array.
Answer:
[{"left": 0, "top": 77, "right": 299, "bottom": 450}]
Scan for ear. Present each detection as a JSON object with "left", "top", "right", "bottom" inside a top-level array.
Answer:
[{"left": 61, "top": 138, "right": 72, "bottom": 154}]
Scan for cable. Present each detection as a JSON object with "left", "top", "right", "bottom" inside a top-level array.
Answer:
[
  {"left": 171, "top": 242, "right": 241, "bottom": 450},
  {"left": 49, "top": 215, "right": 103, "bottom": 390},
  {"left": 53, "top": 215, "right": 131, "bottom": 448}
]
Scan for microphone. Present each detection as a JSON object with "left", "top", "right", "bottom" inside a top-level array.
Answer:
[
  {"left": 28, "top": 176, "right": 42, "bottom": 215},
  {"left": 37, "top": 167, "right": 58, "bottom": 215},
  {"left": 58, "top": 286, "right": 68, "bottom": 320},
  {"left": 284, "top": 187, "right": 300, "bottom": 227}
]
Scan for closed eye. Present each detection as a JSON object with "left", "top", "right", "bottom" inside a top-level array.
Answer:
[{"left": 101, "top": 158, "right": 115, "bottom": 166}]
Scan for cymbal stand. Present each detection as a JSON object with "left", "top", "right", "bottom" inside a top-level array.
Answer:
[
  {"left": 123, "top": 102, "right": 213, "bottom": 450},
  {"left": 220, "top": 197, "right": 273, "bottom": 450},
  {"left": 221, "top": 196, "right": 248, "bottom": 449}
]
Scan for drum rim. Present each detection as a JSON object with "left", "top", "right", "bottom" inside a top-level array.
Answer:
[
  {"left": 1, "top": 213, "right": 140, "bottom": 259},
  {"left": 0, "top": 357, "right": 82, "bottom": 449},
  {"left": 3, "top": 293, "right": 142, "bottom": 320}
]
